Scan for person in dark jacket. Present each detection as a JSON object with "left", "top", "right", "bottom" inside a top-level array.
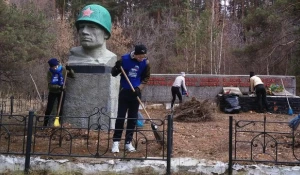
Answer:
[
  {"left": 249, "top": 71, "right": 270, "bottom": 114},
  {"left": 43, "top": 58, "right": 75, "bottom": 127},
  {"left": 111, "top": 44, "right": 151, "bottom": 153}
]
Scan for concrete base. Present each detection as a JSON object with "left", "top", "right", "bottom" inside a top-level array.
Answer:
[
  {"left": 63, "top": 65, "right": 119, "bottom": 129},
  {"left": 2, "top": 155, "right": 300, "bottom": 175}
]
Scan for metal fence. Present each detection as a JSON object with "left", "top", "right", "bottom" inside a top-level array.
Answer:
[
  {"left": 228, "top": 115, "right": 300, "bottom": 174},
  {"left": 0, "top": 108, "right": 173, "bottom": 174},
  {"left": 0, "top": 94, "right": 46, "bottom": 115}
]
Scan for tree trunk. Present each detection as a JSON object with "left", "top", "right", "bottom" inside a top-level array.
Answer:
[{"left": 210, "top": 0, "right": 215, "bottom": 74}]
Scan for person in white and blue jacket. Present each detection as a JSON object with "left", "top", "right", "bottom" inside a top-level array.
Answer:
[
  {"left": 171, "top": 72, "right": 188, "bottom": 110},
  {"left": 43, "top": 58, "right": 75, "bottom": 127},
  {"left": 111, "top": 44, "right": 151, "bottom": 153}
]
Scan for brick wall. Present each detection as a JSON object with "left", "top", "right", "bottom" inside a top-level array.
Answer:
[{"left": 142, "top": 74, "right": 296, "bottom": 103}]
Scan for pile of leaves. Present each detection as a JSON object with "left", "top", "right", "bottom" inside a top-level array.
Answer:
[{"left": 173, "top": 97, "right": 215, "bottom": 122}]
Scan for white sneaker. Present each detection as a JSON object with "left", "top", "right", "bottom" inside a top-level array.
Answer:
[
  {"left": 111, "top": 142, "right": 119, "bottom": 153},
  {"left": 125, "top": 142, "right": 136, "bottom": 152}
]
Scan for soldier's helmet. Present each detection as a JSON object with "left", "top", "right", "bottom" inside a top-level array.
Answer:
[{"left": 76, "top": 4, "right": 112, "bottom": 39}]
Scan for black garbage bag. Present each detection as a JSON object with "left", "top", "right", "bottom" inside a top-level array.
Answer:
[{"left": 224, "top": 94, "right": 241, "bottom": 114}]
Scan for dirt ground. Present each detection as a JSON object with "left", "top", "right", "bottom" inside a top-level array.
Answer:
[{"left": 141, "top": 98, "right": 293, "bottom": 163}]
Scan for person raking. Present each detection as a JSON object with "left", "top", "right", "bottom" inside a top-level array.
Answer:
[{"left": 110, "top": 44, "right": 151, "bottom": 153}]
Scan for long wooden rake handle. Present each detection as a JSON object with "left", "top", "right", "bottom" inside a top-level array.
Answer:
[
  {"left": 281, "top": 78, "right": 291, "bottom": 108},
  {"left": 57, "top": 72, "right": 68, "bottom": 116},
  {"left": 30, "top": 74, "right": 42, "bottom": 102},
  {"left": 120, "top": 67, "right": 153, "bottom": 121},
  {"left": 30, "top": 73, "right": 45, "bottom": 110},
  {"left": 54, "top": 70, "right": 68, "bottom": 127}
]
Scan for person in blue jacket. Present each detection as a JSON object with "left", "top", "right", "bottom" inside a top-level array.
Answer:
[
  {"left": 43, "top": 58, "right": 75, "bottom": 128},
  {"left": 111, "top": 44, "right": 151, "bottom": 153}
]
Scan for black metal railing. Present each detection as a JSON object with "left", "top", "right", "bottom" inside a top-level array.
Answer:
[
  {"left": 0, "top": 109, "right": 173, "bottom": 174},
  {"left": 228, "top": 115, "right": 300, "bottom": 174}
]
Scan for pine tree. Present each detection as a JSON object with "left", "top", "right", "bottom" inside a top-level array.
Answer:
[{"left": 0, "top": 0, "right": 55, "bottom": 91}]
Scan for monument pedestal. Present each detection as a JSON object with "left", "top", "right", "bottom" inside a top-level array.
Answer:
[{"left": 64, "top": 65, "right": 119, "bottom": 129}]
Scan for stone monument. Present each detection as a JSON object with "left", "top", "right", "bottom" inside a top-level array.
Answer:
[{"left": 64, "top": 4, "right": 119, "bottom": 129}]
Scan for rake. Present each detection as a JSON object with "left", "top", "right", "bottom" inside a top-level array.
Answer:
[
  {"left": 53, "top": 71, "right": 68, "bottom": 127},
  {"left": 281, "top": 78, "right": 293, "bottom": 115},
  {"left": 120, "top": 67, "right": 165, "bottom": 146}
]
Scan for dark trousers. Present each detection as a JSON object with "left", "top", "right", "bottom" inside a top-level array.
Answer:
[
  {"left": 171, "top": 86, "right": 182, "bottom": 108},
  {"left": 255, "top": 84, "right": 269, "bottom": 113},
  {"left": 113, "top": 89, "right": 139, "bottom": 144},
  {"left": 44, "top": 92, "right": 65, "bottom": 126}
]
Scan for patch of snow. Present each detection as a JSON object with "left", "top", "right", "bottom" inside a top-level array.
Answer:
[{"left": 1, "top": 155, "right": 300, "bottom": 174}]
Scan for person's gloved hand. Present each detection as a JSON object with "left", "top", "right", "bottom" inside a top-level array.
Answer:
[
  {"left": 134, "top": 87, "right": 141, "bottom": 97},
  {"left": 115, "top": 61, "right": 121, "bottom": 70},
  {"left": 60, "top": 86, "right": 65, "bottom": 91},
  {"left": 186, "top": 92, "right": 189, "bottom": 97},
  {"left": 66, "top": 65, "right": 71, "bottom": 71}
]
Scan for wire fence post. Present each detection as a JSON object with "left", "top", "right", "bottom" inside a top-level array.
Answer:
[
  {"left": 166, "top": 114, "right": 173, "bottom": 175},
  {"left": 10, "top": 96, "right": 14, "bottom": 115},
  {"left": 0, "top": 102, "right": 3, "bottom": 116},
  {"left": 24, "top": 110, "right": 34, "bottom": 174},
  {"left": 228, "top": 116, "right": 233, "bottom": 175},
  {"left": 1, "top": 96, "right": 2, "bottom": 114},
  {"left": 0, "top": 108, "right": 2, "bottom": 122}
]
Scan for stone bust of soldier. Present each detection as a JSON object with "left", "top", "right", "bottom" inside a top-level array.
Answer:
[{"left": 68, "top": 4, "right": 116, "bottom": 66}]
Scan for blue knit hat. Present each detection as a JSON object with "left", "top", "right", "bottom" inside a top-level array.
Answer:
[
  {"left": 48, "top": 58, "right": 59, "bottom": 67},
  {"left": 134, "top": 44, "right": 147, "bottom": 55}
]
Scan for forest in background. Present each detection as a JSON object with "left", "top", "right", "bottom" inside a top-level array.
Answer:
[{"left": 0, "top": 0, "right": 299, "bottom": 94}]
